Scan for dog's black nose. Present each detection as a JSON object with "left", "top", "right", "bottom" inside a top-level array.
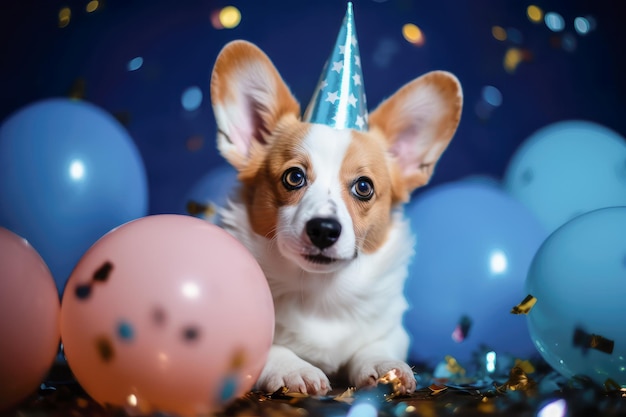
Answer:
[{"left": 306, "top": 217, "right": 342, "bottom": 250}]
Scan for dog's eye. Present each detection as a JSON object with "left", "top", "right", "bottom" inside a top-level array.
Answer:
[
  {"left": 282, "top": 167, "right": 307, "bottom": 190},
  {"left": 351, "top": 177, "right": 374, "bottom": 200}
]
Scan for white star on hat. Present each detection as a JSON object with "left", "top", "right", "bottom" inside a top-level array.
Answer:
[
  {"left": 332, "top": 60, "right": 344, "bottom": 73},
  {"left": 355, "top": 115, "right": 365, "bottom": 129},
  {"left": 347, "top": 93, "right": 358, "bottom": 107},
  {"left": 325, "top": 90, "right": 340, "bottom": 104}
]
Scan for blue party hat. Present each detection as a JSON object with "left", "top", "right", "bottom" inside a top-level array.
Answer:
[{"left": 304, "top": 2, "right": 368, "bottom": 131}]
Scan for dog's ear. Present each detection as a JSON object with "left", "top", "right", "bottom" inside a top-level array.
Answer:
[
  {"left": 369, "top": 71, "right": 462, "bottom": 195},
  {"left": 210, "top": 40, "right": 301, "bottom": 170}
]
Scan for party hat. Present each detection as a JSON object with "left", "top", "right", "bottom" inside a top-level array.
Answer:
[{"left": 304, "top": 2, "right": 368, "bottom": 131}]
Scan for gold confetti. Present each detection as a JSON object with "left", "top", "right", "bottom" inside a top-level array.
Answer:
[
  {"left": 230, "top": 348, "right": 246, "bottom": 369},
  {"left": 428, "top": 384, "right": 448, "bottom": 396},
  {"left": 186, "top": 200, "right": 217, "bottom": 218},
  {"left": 95, "top": 336, "right": 114, "bottom": 362},
  {"left": 285, "top": 392, "right": 309, "bottom": 399},
  {"left": 497, "top": 366, "right": 537, "bottom": 394},
  {"left": 514, "top": 359, "right": 535, "bottom": 374},
  {"left": 573, "top": 327, "right": 615, "bottom": 354},
  {"left": 511, "top": 294, "right": 537, "bottom": 315},
  {"left": 445, "top": 355, "right": 466, "bottom": 376},
  {"left": 604, "top": 378, "right": 622, "bottom": 392},
  {"left": 377, "top": 368, "right": 412, "bottom": 398},
  {"left": 478, "top": 397, "right": 496, "bottom": 413},
  {"left": 334, "top": 387, "right": 356, "bottom": 404}
]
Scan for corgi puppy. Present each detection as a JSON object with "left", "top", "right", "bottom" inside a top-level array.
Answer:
[{"left": 210, "top": 40, "right": 462, "bottom": 395}]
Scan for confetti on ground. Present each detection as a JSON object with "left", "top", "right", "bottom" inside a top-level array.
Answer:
[{"left": 6, "top": 360, "right": 626, "bottom": 417}]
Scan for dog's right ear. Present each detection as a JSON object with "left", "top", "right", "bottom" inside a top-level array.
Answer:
[{"left": 210, "top": 40, "right": 301, "bottom": 170}]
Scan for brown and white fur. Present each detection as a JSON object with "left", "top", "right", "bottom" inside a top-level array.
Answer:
[{"left": 210, "top": 40, "right": 462, "bottom": 395}]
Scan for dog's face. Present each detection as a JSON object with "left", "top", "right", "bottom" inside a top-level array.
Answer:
[
  {"left": 235, "top": 121, "right": 401, "bottom": 273},
  {"left": 210, "top": 41, "right": 462, "bottom": 273}
]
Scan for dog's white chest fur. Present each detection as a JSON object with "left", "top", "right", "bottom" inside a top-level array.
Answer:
[{"left": 220, "top": 201, "right": 414, "bottom": 376}]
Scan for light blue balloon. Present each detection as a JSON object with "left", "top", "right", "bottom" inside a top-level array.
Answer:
[
  {"left": 403, "top": 181, "right": 548, "bottom": 367},
  {"left": 0, "top": 98, "right": 148, "bottom": 295},
  {"left": 183, "top": 163, "right": 238, "bottom": 224},
  {"left": 504, "top": 120, "right": 626, "bottom": 235},
  {"left": 525, "top": 206, "right": 626, "bottom": 385}
]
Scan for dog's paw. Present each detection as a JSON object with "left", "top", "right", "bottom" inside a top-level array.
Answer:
[
  {"left": 350, "top": 360, "right": 416, "bottom": 394},
  {"left": 257, "top": 363, "right": 331, "bottom": 396}
]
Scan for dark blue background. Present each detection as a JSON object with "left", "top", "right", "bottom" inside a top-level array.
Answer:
[{"left": 1, "top": 0, "right": 624, "bottom": 214}]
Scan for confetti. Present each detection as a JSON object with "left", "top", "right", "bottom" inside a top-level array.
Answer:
[
  {"left": 573, "top": 327, "right": 614, "bottom": 354},
  {"left": 75, "top": 283, "right": 92, "bottom": 299},
  {"left": 511, "top": 294, "right": 537, "bottom": 315},
  {"left": 11, "top": 358, "right": 626, "bottom": 417},
  {"left": 445, "top": 355, "right": 466, "bottom": 376},
  {"left": 497, "top": 366, "right": 537, "bottom": 394},
  {"left": 451, "top": 315, "right": 472, "bottom": 342},
  {"left": 428, "top": 384, "right": 448, "bottom": 396},
  {"left": 182, "top": 325, "right": 201, "bottom": 342},
  {"left": 514, "top": 359, "right": 535, "bottom": 374},
  {"left": 95, "top": 336, "right": 114, "bottom": 362},
  {"left": 334, "top": 387, "right": 357, "bottom": 404},
  {"left": 376, "top": 368, "right": 409, "bottom": 399},
  {"left": 93, "top": 261, "right": 113, "bottom": 282},
  {"left": 186, "top": 200, "right": 217, "bottom": 218},
  {"left": 116, "top": 321, "right": 134, "bottom": 341}
]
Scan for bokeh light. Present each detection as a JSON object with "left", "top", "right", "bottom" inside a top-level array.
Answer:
[
  {"left": 219, "top": 6, "right": 241, "bottom": 29},
  {"left": 489, "top": 250, "right": 508, "bottom": 274},
  {"left": 482, "top": 85, "right": 502, "bottom": 107},
  {"left": 347, "top": 402, "right": 378, "bottom": 417},
  {"left": 584, "top": 15, "right": 597, "bottom": 31},
  {"left": 372, "top": 37, "right": 399, "bottom": 68},
  {"left": 561, "top": 33, "right": 577, "bottom": 52},
  {"left": 58, "top": 7, "right": 71, "bottom": 28},
  {"left": 504, "top": 47, "right": 523, "bottom": 73},
  {"left": 186, "top": 135, "right": 204, "bottom": 152},
  {"left": 476, "top": 86, "right": 503, "bottom": 120},
  {"left": 181, "top": 86, "right": 203, "bottom": 111},
  {"left": 545, "top": 12, "right": 565, "bottom": 32},
  {"left": 526, "top": 5, "right": 543, "bottom": 23},
  {"left": 69, "top": 160, "right": 86, "bottom": 181},
  {"left": 491, "top": 26, "right": 507, "bottom": 41},
  {"left": 485, "top": 351, "right": 497, "bottom": 373},
  {"left": 538, "top": 399, "right": 567, "bottom": 417},
  {"left": 402, "top": 23, "right": 425, "bottom": 46},
  {"left": 506, "top": 27, "right": 523, "bottom": 44},
  {"left": 86, "top": 0, "right": 100, "bottom": 13},
  {"left": 127, "top": 57, "right": 144, "bottom": 72},
  {"left": 574, "top": 16, "right": 591, "bottom": 35}
]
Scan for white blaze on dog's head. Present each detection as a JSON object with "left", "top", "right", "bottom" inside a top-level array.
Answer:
[{"left": 210, "top": 41, "right": 462, "bottom": 273}]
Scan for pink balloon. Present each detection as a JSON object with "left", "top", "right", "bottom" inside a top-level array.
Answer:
[
  {"left": 0, "top": 227, "right": 60, "bottom": 410},
  {"left": 60, "top": 214, "right": 274, "bottom": 416}
]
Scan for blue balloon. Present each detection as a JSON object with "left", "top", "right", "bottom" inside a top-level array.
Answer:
[
  {"left": 403, "top": 181, "right": 548, "bottom": 367},
  {"left": 525, "top": 206, "right": 626, "bottom": 386},
  {"left": 504, "top": 120, "right": 626, "bottom": 235},
  {"left": 183, "top": 163, "right": 239, "bottom": 224},
  {"left": 0, "top": 98, "right": 148, "bottom": 295}
]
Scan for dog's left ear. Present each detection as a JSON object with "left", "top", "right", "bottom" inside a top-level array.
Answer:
[{"left": 369, "top": 71, "right": 462, "bottom": 196}]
